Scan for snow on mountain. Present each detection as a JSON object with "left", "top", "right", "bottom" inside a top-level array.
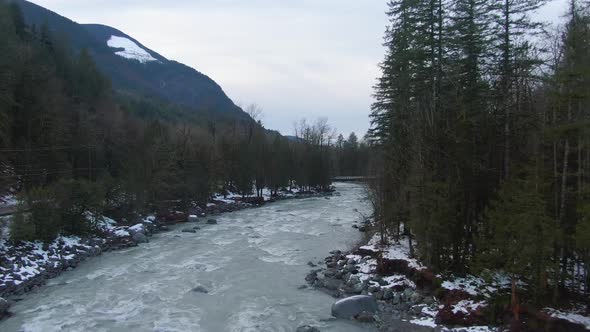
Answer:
[{"left": 107, "top": 35, "right": 157, "bottom": 63}]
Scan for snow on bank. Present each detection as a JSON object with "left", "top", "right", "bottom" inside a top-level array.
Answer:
[
  {"left": 0, "top": 213, "right": 162, "bottom": 297},
  {"left": 107, "top": 36, "right": 158, "bottom": 63},
  {"left": 406, "top": 318, "right": 497, "bottom": 331},
  {"left": 545, "top": 307, "right": 590, "bottom": 330},
  {"left": 439, "top": 271, "right": 517, "bottom": 299},
  {"left": 212, "top": 186, "right": 311, "bottom": 204},
  {"left": 213, "top": 192, "right": 242, "bottom": 204},
  {"left": 0, "top": 236, "right": 97, "bottom": 289},
  {"left": 359, "top": 233, "right": 425, "bottom": 270},
  {"left": 410, "top": 317, "right": 437, "bottom": 327},
  {"left": 113, "top": 229, "right": 130, "bottom": 237},
  {"left": 452, "top": 300, "right": 487, "bottom": 315},
  {"left": 442, "top": 326, "right": 496, "bottom": 332},
  {"left": 0, "top": 195, "right": 17, "bottom": 208},
  {"left": 441, "top": 276, "right": 489, "bottom": 297}
]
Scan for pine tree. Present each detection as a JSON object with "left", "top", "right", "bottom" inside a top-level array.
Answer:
[
  {"left": 492, "top": 0, "right": 547, "bottom": 179},
  {"left": 476, "top": 168, "right": 554, "bottom": 317}
]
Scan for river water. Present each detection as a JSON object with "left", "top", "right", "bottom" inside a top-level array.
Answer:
[{"left": 0, "top": 183, "right": 377, "bottom": 332}]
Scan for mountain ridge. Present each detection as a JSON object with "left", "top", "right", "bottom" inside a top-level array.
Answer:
[{"left": 5, "top": 0, "right": 251, "bottom": 123}]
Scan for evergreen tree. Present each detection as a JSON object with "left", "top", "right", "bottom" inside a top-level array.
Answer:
[{"left": 476, "top": 168, "right": 554, "bottom": 316}]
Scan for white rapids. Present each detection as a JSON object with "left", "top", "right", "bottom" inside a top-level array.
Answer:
[{"left": 0, "top": 183, "right": 376, "bottom": 332}]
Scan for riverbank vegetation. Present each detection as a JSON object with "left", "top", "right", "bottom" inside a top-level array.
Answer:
[
  {"left": 0, "top": 3, "right": 369, "bottom": 243},
  {"left": 368, "top": 0, "right": 590, "bottom": 323}
]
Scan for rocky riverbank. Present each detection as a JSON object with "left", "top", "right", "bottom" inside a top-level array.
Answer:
[
  {"left": 307, "top": 231, "right": 590, "bottom": 332},
  {"left": 306, "top": 247, "right": 445, "bottom": 331},
  {"left": 0, "top": 188, "right": 333, "bottom": 319}
]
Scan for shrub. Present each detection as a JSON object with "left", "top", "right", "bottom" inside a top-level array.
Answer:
[
  {"left": 10, "top": 179, "right": 106, "bottom": 242},
  {"left": 52, "top": 179, "right": 105, "bottom": 236},
  {"left": 26, "top": 187, "right": 61, "bottom": 242},
  {"left": 9, "top": 211, "right": 36, "bottom": 242}
]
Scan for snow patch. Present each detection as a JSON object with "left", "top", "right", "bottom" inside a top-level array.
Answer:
[
  {"left": 360, "top": 233, "right": 425, "bottom": 270},
  {"left": 0, "top": 235, "right": 95, "bottom": 287},
  {"left": 451, "top": 300, "right": 487, "bottom": 315},
  {"left": 0, "top": 194, "right": 17, "bottom": 207},
  {"left": 441, "top": 276, "right": 486, "bottom": 297},
  {"left": 410, "top": 317, "right": 437, "bottom": 327},
  {"left": 128, "top": 224, "right": 144, "bottom": 233},
  {"left": 114, "top": 229, "right": 130, "bottom": 237},
  {"left": 143, "top": 215, "right": 156, "bottom": 224},
  {"left": 545, "top": 308, "right": 590, "bottom": 329},
  {"left": 382, "top": 274, "right": 416, "bottom": 289},
  {"left": 107, "top": 36, "right": 157, "bottom": 63},
  {"left": 442, "top": 326, "right": 496, "bottom": 332}
]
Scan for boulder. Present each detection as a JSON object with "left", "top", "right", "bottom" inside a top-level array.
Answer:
[
  {"left": 323, "top": 278, "right": 342, "bottom": 291},
  {"left": 383, "top": 288, "right": 393, "bottom": 300},
  {"left": 296, "top": 325, "right": 320, "bottom": 332},
  {"left": 305, "top": 270, "right": 318, "bottom": 283},
  {"left": 132, "top": 232, "right": 148, "bottom": 244},
  {"left": 403, "top": 288, "right": 415, "bottom": 300},
  {"left": 207, "top": 219, "right": 218, "bottom": 225},
  {"left": 331, "top": 295, "right": 377, "bottom": 319},
  {"left": 0, "top": 297, "right": 9, "bottom": 318},
  {"left": 354, "top": 311, "right": 375, "bottom": 323},
  {"left": 188, "top": 215, "right": 199, "bottom": 223},
  {"left": 182, "top": 228, "right": 197, "bottom": 233},
  {"left": 409, "top": 292, "right": 423, "bottom": 304},
  {"left": 191, "top": 286, "right": 209, "bottom": 294}
]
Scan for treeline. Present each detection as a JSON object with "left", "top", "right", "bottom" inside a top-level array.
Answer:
[
  {"left": 333, "top": 132, "right": 370, "bottom": 177},
  {"left": 369, "top": 0, "right": 590, "bottom": 310},
  {"left": 0, "top": 4, "right": 338, "bottom": 241}
]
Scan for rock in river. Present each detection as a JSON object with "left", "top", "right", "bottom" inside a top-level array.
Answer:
[
  {"left": 296, "top": 325, "right": 320, "bottom": 332},
  {"left": 331, "top": 295, "right": 377, "bottom": 319},
  {"left": 132, "top": 232, "right": 148, "bottom": 244},
  {"left": 182, "top": 228, "right": 197, "bottom": 233},
  {"left": 191, "top": 286, "right": 209, "bottom": 294},
  {"left": 0, "top": 297, "right": 9, "bottom": 318},
  {"left": 207, "top": 219, "right": 218, "bottom": 224}
]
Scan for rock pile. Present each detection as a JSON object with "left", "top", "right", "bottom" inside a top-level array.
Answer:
[{"left": 307, "top": 249, "right": 436, "bottom": 325}]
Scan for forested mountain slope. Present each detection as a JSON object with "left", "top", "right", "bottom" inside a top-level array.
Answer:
[
  {"left": 3, "top": 0, "right": 249, "bottom": 123},
  {"left": 0, "top": 0, "right": 339, "bottom": 244}
]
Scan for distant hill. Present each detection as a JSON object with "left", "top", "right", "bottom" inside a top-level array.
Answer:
[{"left": 5, "top": 0, "right": 251, "bottom": 123}]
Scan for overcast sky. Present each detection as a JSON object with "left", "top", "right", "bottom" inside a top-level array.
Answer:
[{"left": 31, "top": 0, "right": 568, "bottom": 137}]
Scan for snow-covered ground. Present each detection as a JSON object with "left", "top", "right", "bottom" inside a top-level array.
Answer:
[
  {"left": 348, "top": 232, "right": 590, "bottom": 331},
  {"left": 0, "top": 213, "right": 160, "bottom": 297},
  {"left": 212, "top": 191, "right": 243, "bottom": 204},
  {"left": 545, "top": 307, "right": 590, "bottom": 330},
  {"left": 107, "top": 36, "right": 158, "bottom": 63},
  {"left": 0, "top": 235, "right": 99, "bottom": 290},
  {"left": 359, "top": 233, "right": 425, "bottom": 270},
  {"left": 212, "top": 186, "right": 306, "bottom": 204},
  {"left": 0, "top": 195, "right": 17, "bottom": 208}
]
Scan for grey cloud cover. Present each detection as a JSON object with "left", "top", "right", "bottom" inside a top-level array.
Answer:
[{"left": 31, "top": 0, "right": 567, "bottom": 137}]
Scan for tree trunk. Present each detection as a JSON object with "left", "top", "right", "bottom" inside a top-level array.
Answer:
[
  {"left": 502, "top": 0, "right": 511, "bottom": 180},
  {"left": 560, "top": 139, "right": 569, "bottom": 223},
  {"left": 408, "top": 228, "right": 414, "bottom": 258},
  {"left": 511, "top": 277, "right": 520, "bottom": 321}
]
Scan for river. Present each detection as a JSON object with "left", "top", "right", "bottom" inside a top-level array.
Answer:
[{"left": 0, "top": 183, "right": 377, "bottom": 332}]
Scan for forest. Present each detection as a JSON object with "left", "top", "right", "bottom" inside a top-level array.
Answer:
[
  {"left": 0, "top": 3, "right": 367, "bottom": 242},
  {"left": 369, "top": 0, "right": 590, "bottom": 313}
]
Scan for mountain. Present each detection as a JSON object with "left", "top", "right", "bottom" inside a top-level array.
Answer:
[{"left": 5, "top": 0, "right": 250, "bottom": 122}]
